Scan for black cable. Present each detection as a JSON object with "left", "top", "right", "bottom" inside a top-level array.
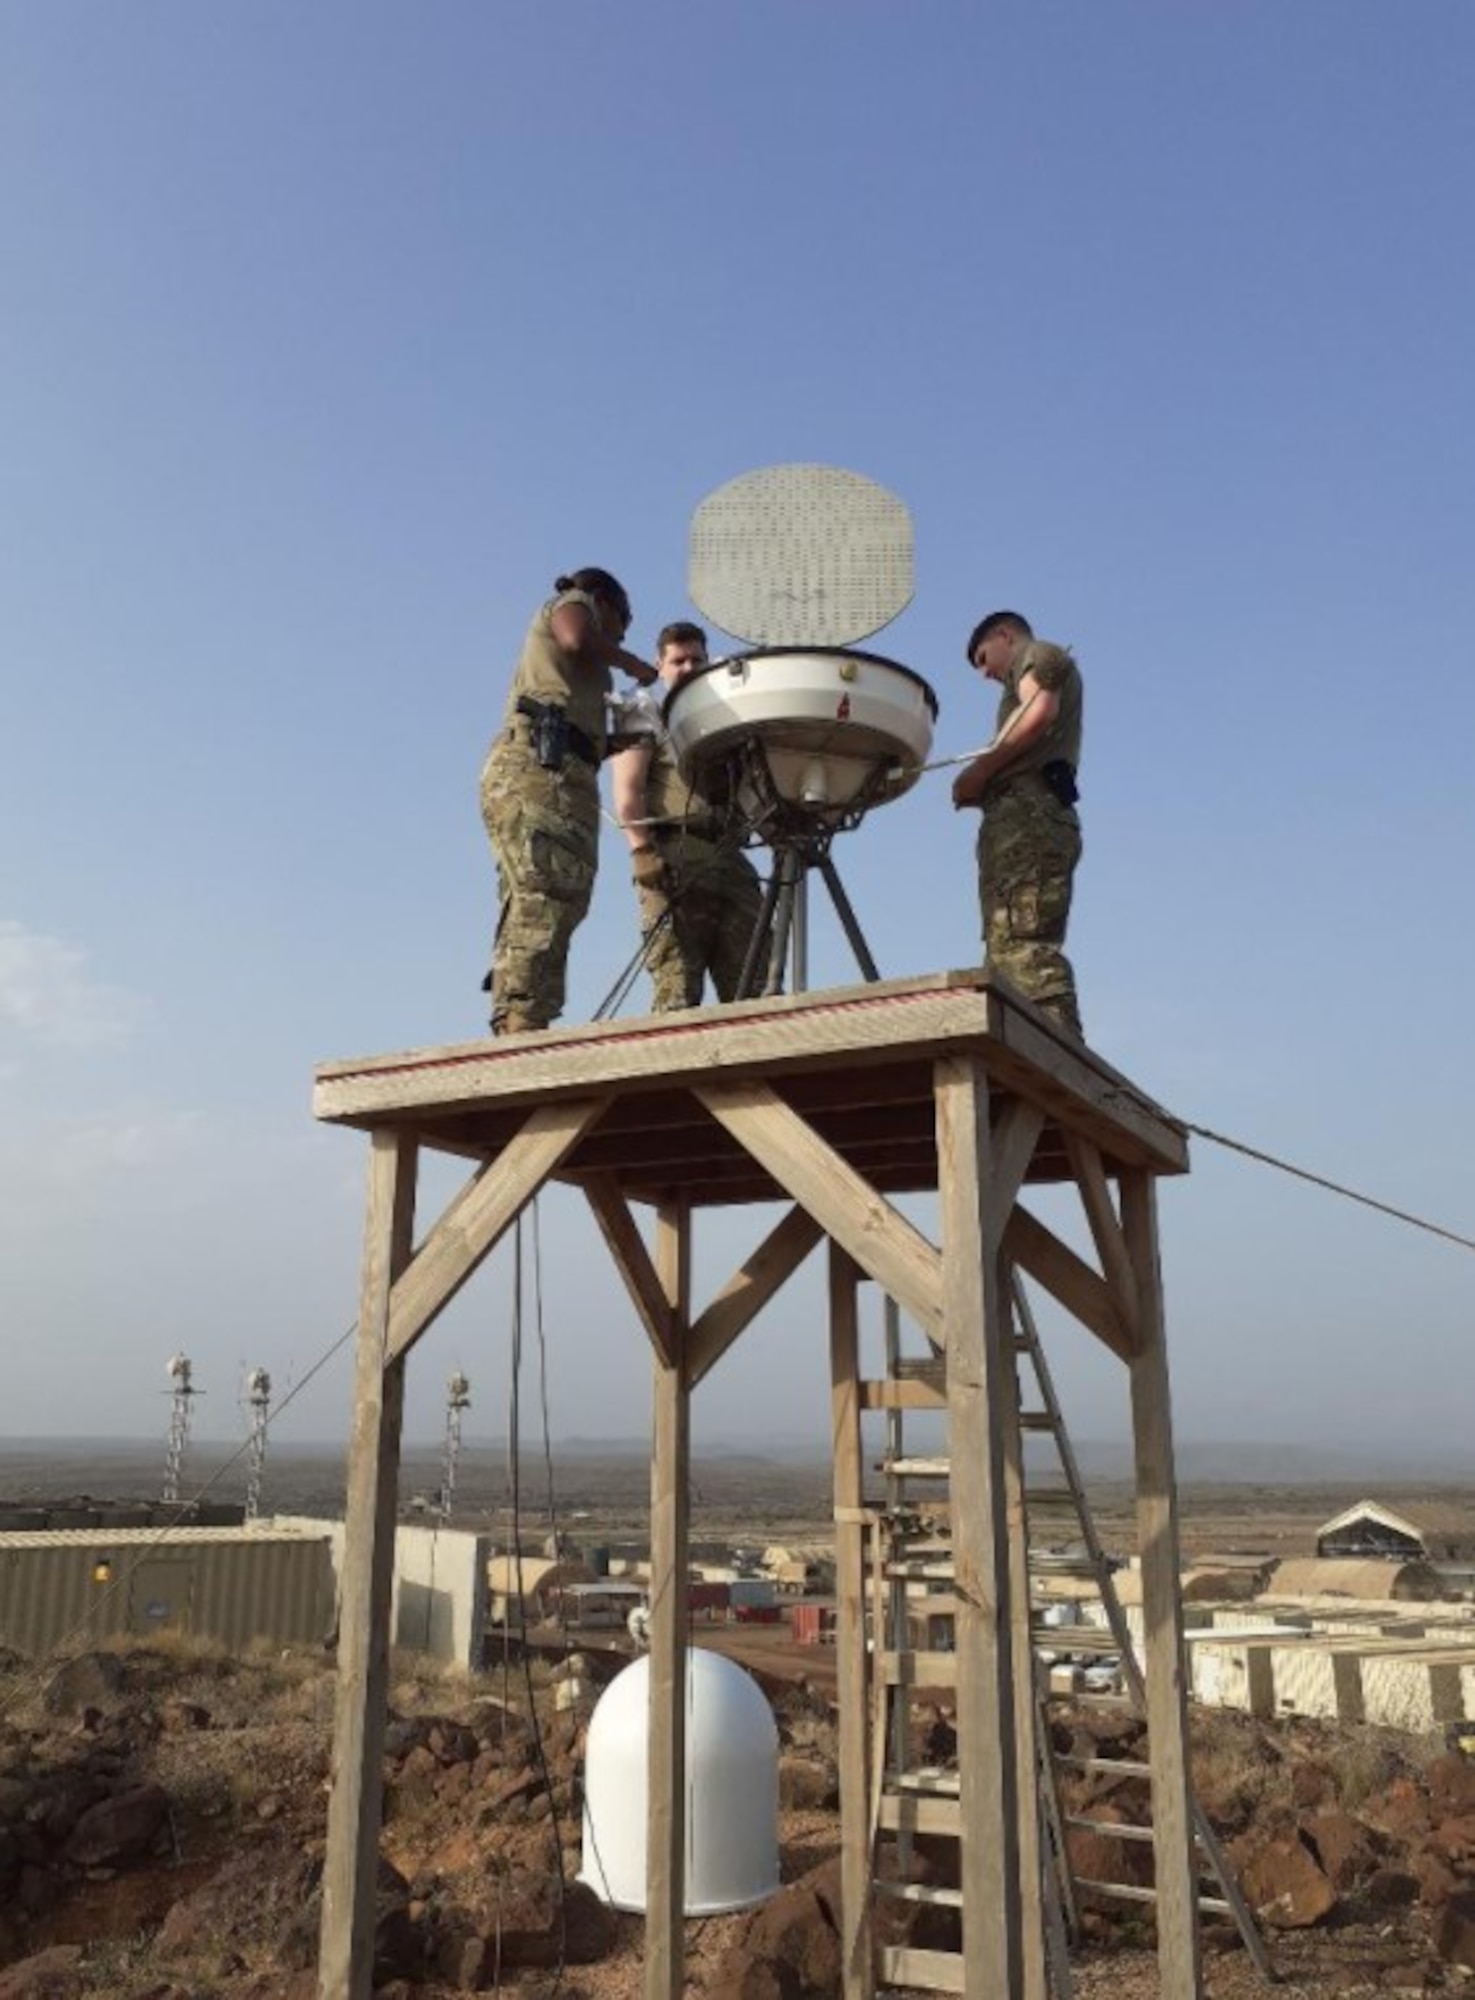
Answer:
[
  {"left": 504, "top": 1213, "right": 569, "bottom": 1999},
  {"left": 1183, "top": 1120, "right": 1475, "bottom": 1255},
  {"left": 593, "top": 815, "right": 767, "bottom": 1021}
]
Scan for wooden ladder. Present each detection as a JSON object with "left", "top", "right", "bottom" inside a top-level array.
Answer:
[{"left": 849, "top": 1280, "right": 1272, "bottom": 1997}]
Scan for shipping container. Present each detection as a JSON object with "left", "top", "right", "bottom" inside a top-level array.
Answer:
[{"left": 0, "top": 1526, "right": 335, "bottom": 1657}]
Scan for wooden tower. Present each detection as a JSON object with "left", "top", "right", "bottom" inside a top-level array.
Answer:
[{"left": 311, "top": 969, "right": 1200, "bottom": 2000}]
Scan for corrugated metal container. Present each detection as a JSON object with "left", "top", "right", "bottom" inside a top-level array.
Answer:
[
  {"left": 729, "top": 1578, "right": 776, "bottom": 1611},
  {"left": 687, "top": 1582, "right": 730, "bottom": 1620},
  {"left": 791, "top": 1603, "right": 837, "bottom": 1646},
  {"left": 0, "top": 1527, "right": 334, "bottom": 1657}
]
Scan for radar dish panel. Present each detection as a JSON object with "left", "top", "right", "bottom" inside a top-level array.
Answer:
[{"left": 689, "top": 464, "right": 914, "bottom": 649}]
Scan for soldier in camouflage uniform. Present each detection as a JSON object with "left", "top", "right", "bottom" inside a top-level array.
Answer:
[
  {"left": 951, "top": 609, "right": 1084, "bottom": 1039},
  {"left": 608, "top": 621, "right": 763, "bottom": 1010},
  {"left": 480, "top": 568, "right": 655, "bottom": 1034}
]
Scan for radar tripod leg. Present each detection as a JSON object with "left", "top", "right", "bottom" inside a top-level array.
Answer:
[
  {"left": 735, "top": 846, "right": 803, "bottom": 1000},
  {"left": 816, "top": 854, "right": 880, "bottom": 982}
]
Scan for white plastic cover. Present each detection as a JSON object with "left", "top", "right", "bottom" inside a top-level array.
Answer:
[
  {"left": 664, "top": 647, "right": 937, "bottom": 819},
  {"left": 689, "top": 463, "right": 914, "bottom": 648},
  {"left": 578, "top": 1649, "right": 780, "bottom": 1915}
]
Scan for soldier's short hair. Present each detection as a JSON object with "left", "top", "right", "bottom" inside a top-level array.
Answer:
[
  {"left": 965, "top": 609, "right": 1033, "bottom": 662},
  {"left": 657, "top": 620, "right": 707, "bottom": 657}
]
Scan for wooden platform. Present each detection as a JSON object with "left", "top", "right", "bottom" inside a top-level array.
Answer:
[
  {"left": 311, "top": 968, "right": 1205, "bottom": 2000},
  {"left": 315, "top": 969, "right": 1187, "bottom": 1206}
]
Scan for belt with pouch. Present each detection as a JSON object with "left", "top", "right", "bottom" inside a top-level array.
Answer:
[{"left": 512, "top": 695, "right": 599, "bottom": 769}]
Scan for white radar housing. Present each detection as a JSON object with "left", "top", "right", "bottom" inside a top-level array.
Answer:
[
  {"left": 664, "top": 645, "right": 936, "bottom": 827},
  {"left": 579, "top": 1650, "right": 779, "bottom": 1915}
]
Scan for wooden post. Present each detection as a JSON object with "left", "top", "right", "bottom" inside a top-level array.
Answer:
[
  {"left": 645, "top": 1193, "right": 692, "bottom": 2000},
  {"left": 318, "top": 1128, "right": 417, "bottom": 2000},
  {"left": 996, "top": 1251, "right": 1047, "bottom": 2000},
  {"left": 828, "top": 1245, "right": 873, "bottom": 2000},
  {"left": 935, "top": 1054, "right": 1024, "bottom": 2000},
  {"left": 1120, "top": 1167, "right": 1202, "bottom": 2000}
]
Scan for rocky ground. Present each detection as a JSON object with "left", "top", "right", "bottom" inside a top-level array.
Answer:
[{"left": 0, "top": 1635, "right": 1472, "bottom": 2000}]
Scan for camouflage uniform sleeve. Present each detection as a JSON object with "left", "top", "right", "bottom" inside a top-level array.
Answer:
[{"left": 1022, "top": 641, "right": 1076, "bottom": 692}]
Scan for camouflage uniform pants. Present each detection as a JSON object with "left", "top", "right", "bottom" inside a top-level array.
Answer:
[
  {"left": 480, "top": 730, "right": 600, "bottom": 1030},
  {"left": 636, "top": 833, "right": 764, "bottom": 1011},
  {"left": 978, "top": 784, "right": 1084, "bottom": 1038}
]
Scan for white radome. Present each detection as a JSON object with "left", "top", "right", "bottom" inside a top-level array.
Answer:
[
  {"left": 664, "top": 646, "right": 936, "bottom": 823},
  {"left": 578, "top": 1650, "right": 780, "bottom": 1915}
]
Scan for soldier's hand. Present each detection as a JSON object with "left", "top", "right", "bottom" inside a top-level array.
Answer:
[
  {"left": 617, "top": 649, "right": 658, "bottom": 687},
  {"left": 631, "top": 845, "right": 672, "bottom": 893}
]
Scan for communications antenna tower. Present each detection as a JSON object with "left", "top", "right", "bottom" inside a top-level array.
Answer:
[
  {"left": 244, "top": 1367, "right": 272, "bottom": 1521},
  {"left": 440, "top": 1371, "right": 471, "bottom": 1522},
  {"left": 161, "top": 1353, "right": 200, "bottom": 1505}
]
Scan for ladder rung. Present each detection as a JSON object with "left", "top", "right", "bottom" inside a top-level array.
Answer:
[
  {"left": 1055, "top": 1754, "right": 1151, "bottom": 1776},
  {"left": 860, "top": 1378, "right": 945, "bottom": 1411},
  {"left": 879, "top": 1792, "right": 961, "bottom": 1836},
  {"left": 1064, "top": 1815, "right": 1156, "bottom": 1843},
  {"left": 1019, "top": 1411, "right": 1055, "bottom": 1430},
  {"left": 879, "top": 1945, "right": 965, "bottom": 1993},
  {"left": 1075, "top": 1879, "right": 1233, "bottom": 1916},
  {"left": 884, "top": 1559, "right": 956, "bottom": 1581},
  {"left": 1031, "top": 1624, "right": 1122, "bottom": 1653},
  {"left": 878, "top": 1455, "right": 951, "bottom": 1478},
  {"left": 881, "top": 1650, "right": 958, "bottom": 1688},
  {"left": 892, "top": 1357, "right": 946, "bottom": 1385},
  {"left": 873, "top": 1878, "right": 964, "bottom": 1910},
  {"left": 890, "top": 1767, "right": 960, "bottom": 1797}
]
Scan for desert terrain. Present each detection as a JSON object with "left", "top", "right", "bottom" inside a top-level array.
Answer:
[{"left": 2, "top": 1443, "right": 1474, "bottom": 1998}]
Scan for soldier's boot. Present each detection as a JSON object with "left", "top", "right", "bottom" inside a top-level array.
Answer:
[{"left": 1037, "top": 993, "right": 1084, "bottom": 1041}]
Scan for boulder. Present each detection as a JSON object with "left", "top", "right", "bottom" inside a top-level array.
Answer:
[
  {"left": 1236, "top": 1835, "right": 1337, "bottom": 1928},
  {"left": 1427, "top": 1754, "right": 1475, "bottom": 1819},
  {"left": 0, "top": 1946, "right": 85, "bottom": 2000},
  {"left": 41, "top": 1653, "right": 126, "bottom": 1717},
  {"left": 777, "top": 1755, "right": 838, "bottom": 1811},
  {"left": 62, "top": 1783, "right": 170, "bottom": 1867},
  {"left": 704, "top": 1861, "right": 844, "bottom": 2000},
  {"left": 1300, "top": 1808, "right": 1382, "bottom": 1891},
  {"left": 1435, "top": 1889, "right": 1475, "bottom": 1974},
  {"left": 1366, "top": 1868, "right": 1420, "bottom": 1910}
]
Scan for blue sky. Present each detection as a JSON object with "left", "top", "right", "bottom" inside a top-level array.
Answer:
[{"left": 2, "top": 3, "right": 1472, "bottom": 1469}]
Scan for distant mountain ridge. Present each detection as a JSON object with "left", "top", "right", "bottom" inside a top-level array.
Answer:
[{"left": 1, "top": 1433, "right": 1468, "bottom": 1486}]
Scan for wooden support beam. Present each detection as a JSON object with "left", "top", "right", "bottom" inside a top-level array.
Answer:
[
  {"left": 688, "top": 1204, "right": 823, "bottom": 1388},
  {"left": 1121, "top": 1168, "right": 1202, "bottom": 2000},
  {"left": 384, "top": 1098, "right": 604, "bottom": 1363},
  {"left": 1002, "top": 1203, "right": 1132, "bottom": 1361},
  {"left": 828, "top": 1246, "right": 874, "bottom": 2000},
  {"left": 695, "top": 1081, "right": 943, "bottom": 1344},
  {"left": 934, "top": 1054, "right": 1025, "bottom": 2000},
  {"left": 996, "top": 1247, "right": 1047, "bottom": 2000},
  {"left": 989, "top": 1097, "right": 1046, "bottom": 1245},
  {"left": 1064, "top": 1132, "right": 1142, "bottom": 1348},
  {"left": 319, "top": 1129, "right": 417, "bottom": 2000},
  {"left": 645, "top": 1194, "right": 691, "bottom": 2000},
  {"left": 584, "top": 1172, "right": 676, "bottom": 1367}
]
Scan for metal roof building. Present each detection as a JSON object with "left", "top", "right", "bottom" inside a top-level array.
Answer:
[{"left": 1316, "top": 1499, "right": 1475, "bottom": 1564}]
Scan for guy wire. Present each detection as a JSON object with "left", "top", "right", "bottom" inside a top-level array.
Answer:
[{"left": 1183, "top": 1120, "right": 1475, "bottom": 1255}]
